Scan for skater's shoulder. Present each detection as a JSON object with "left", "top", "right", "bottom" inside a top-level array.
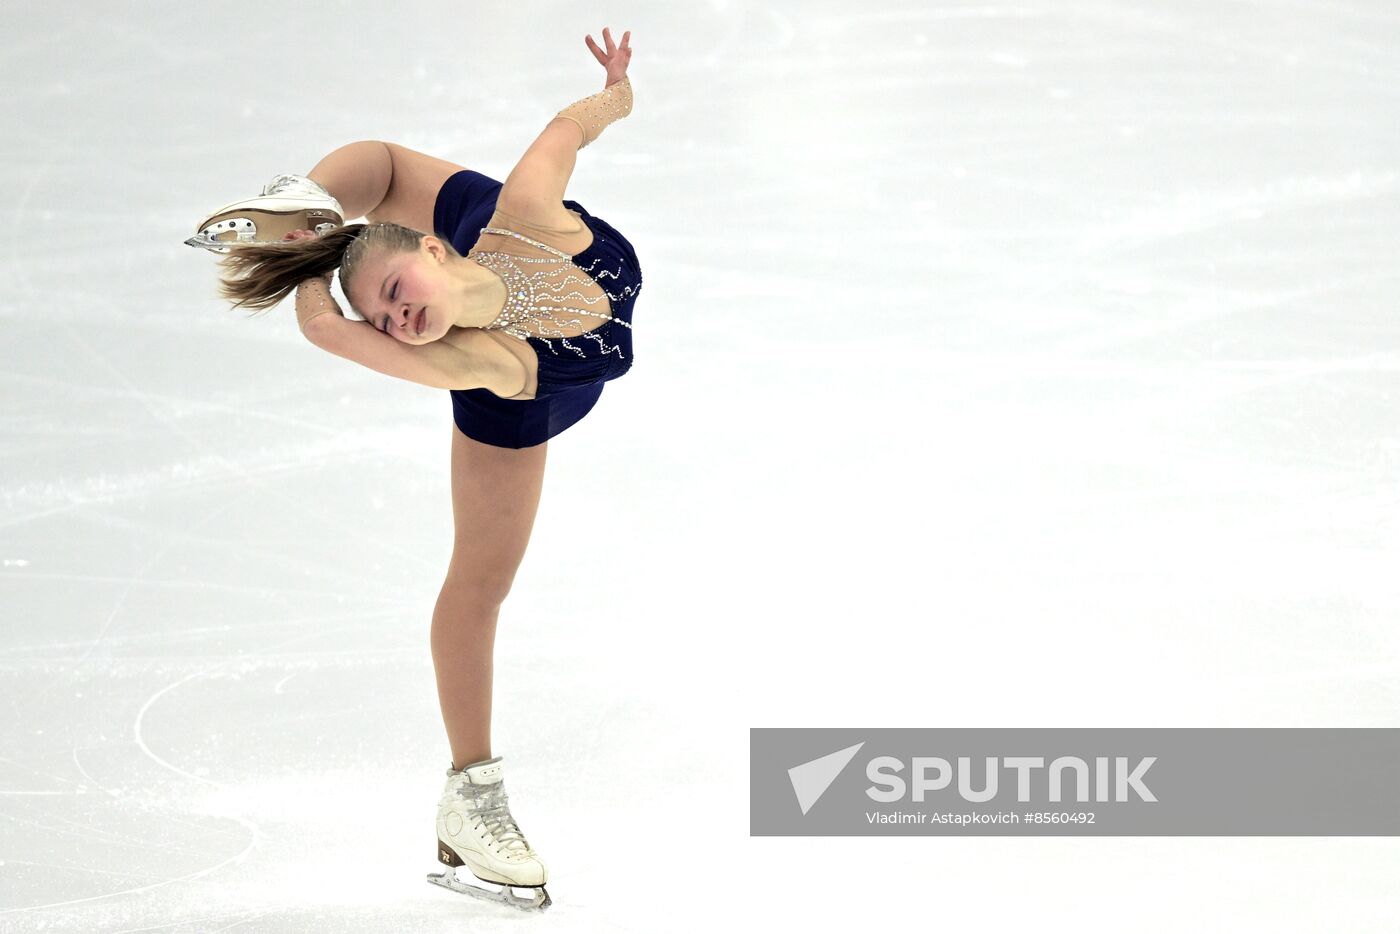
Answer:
[{"left": 471, "top": 202, "right": 594, "bottom": 256}]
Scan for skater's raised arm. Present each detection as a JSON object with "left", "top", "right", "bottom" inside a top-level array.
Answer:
[{"left": 497, "top": 27, "right": 633, "bottom": 219}]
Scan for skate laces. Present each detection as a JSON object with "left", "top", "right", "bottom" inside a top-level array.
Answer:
[{"left": 453, "top": 781, "right": 534, "bottom": 858}]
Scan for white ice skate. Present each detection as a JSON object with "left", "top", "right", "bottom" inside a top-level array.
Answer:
[
  {"left": 184, "top": 173, "right": 345, "bottom": 253},
  {"left": 426, "top": 755, "right": 551, "bottom": 912}
]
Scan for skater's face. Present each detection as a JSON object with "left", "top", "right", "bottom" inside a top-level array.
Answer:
[{"left": 349, "top": 238, "right": 453, "bottom": 345}]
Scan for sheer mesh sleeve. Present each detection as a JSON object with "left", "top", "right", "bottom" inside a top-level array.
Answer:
[{"left": 554, "top": 77, "right": 633, "bottom": 149}]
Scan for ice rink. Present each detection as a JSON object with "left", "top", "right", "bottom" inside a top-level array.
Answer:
[{"left": 3, "top": 1, "right": 1398, "bottom": 930}]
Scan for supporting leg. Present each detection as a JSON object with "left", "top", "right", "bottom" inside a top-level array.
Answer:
[
  {"left": 431, "top": 592, "right": 500, "bottom": 770},
  {"left": 306, "top": 140, "right": 393, "bottom": 222},
  {"left": 433, "top": 427, "right": 548, "bottom": 771}
]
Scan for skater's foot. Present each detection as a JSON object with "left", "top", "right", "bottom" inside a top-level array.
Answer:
[{"left": 185, "top": 174, "right": 344, "bottom": 253}]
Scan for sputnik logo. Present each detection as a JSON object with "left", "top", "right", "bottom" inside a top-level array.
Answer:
[{"left": 788, "top": 742, "right": 865, "bottom": 815}]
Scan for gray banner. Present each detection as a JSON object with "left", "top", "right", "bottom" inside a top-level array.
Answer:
[{"left": 750, "top": 728, "right": 1400, "bottom": 835}]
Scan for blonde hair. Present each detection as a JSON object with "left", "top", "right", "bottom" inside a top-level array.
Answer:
[{"left": 215, "top": 223, "right": 460, "bottom": 316}]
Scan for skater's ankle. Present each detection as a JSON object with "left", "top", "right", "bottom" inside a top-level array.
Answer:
[{"left": 452, "top": 752, "right": 493, "bottom": 772}]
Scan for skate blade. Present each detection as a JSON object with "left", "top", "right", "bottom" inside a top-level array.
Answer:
[
  {"left": 183, "top": 233, "right": 304, "bottom": 254},
  {"left": 184, "top": 209, "right": 343, "bottom": 253},
  {"left": 427, "top": 867, "right": 551, "bottom": 912}
]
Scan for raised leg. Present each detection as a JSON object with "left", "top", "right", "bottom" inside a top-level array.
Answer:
[
  {"left": 432, "top": 427, "right": 548, "bottom": 770},
  {"left": 306, "top": 140, "right": 394, "bottom": 222},
  {"left": 306, "top": 140, "right": 466, "bottom": 233}
]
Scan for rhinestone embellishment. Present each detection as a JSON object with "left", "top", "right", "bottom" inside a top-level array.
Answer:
[{"left": 471, "top": 225, "right": 633, "bottom": 358}]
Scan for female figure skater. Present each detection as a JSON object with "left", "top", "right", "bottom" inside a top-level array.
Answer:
[{"left": 184, "top": 28, "right": 638, "bottom": 912}]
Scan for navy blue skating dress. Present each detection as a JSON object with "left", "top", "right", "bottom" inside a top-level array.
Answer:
[{"left": 433, "top": 169, "right": 642, "bottom": 448}]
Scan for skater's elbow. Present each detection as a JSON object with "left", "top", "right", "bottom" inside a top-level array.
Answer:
[{"left": 301, "top": 311, "right": 341, "bottom": 348}]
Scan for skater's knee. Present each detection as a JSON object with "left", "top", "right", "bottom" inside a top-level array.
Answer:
[{"left": 436, "top": 568, "right": 516, "bottom": 617}]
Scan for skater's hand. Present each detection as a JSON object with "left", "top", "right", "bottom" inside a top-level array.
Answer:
[
  {"left": 285, "top": 229, "right": 334, "bottom": 286},
  {"left": 585, "top": 27, "right": 631, "bottom": 88}
]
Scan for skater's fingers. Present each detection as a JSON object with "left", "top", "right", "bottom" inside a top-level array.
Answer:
[
  {"left": 603, "top": 26, "right": 616, "bottom": 55},
  {"left": 585, "top": 34, "right": 607, "bottom": 66}
]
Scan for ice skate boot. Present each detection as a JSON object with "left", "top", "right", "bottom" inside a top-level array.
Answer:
[
  {"left": 184, "top": 173, "right": 345, "bottom": 253},
  {"left": 426, "top": 756, "right": 551, "bottom": 912}
]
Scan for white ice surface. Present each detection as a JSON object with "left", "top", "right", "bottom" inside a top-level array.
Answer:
[{"left": 2, "top": 1, "right": 1399, "bottom": 931}]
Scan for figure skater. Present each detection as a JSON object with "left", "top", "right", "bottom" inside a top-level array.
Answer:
[{"left": 184, "top": 27, "right": 638, "bottom": 912}]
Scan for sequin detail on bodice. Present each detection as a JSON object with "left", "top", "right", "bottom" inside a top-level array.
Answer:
[{"left": 470, "top": 226, "right": 634, "bottom": 360}]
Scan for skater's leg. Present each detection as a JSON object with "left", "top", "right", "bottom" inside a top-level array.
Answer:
[
  {"left": 367, "top": 144, "right": 467, "bottom": 234},
  {"left": 306, "top": 140, "right": 393, "bottom": 222},
  {"left": 306, "top": 141, "right": 465, "bottom": 232},
  {"left": 432, "top": 428, "right": 548, "bottom": 770}
]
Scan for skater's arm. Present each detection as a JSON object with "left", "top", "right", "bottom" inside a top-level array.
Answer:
[
  {"left": 497, "top": 28, "right": 632, "bottom": 219},
  {"left": 498, "top": 118, "right": 585, "bottom": 219},
  {"left": 297, "top": 280, "right": 501, "bottom": 391},
  {"left": 306, "top": 313, "right": 505, "bottom": 391}
]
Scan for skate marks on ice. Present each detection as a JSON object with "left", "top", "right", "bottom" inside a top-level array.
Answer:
[{"left": 0, "top": 625, "right": 433, "bottom": 928}]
